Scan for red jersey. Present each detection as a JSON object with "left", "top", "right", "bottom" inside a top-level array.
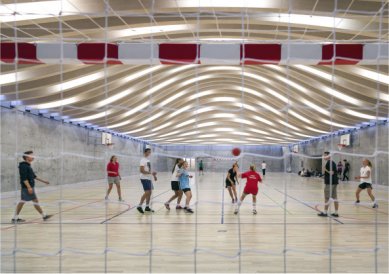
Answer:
[
  {"left": 241, "top": 170, "right": 262, "bottom": 195},
  {"left": 107, "top": 162, "right": 120, "bottom": 177}
]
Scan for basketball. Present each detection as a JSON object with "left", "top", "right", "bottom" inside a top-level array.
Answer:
[{"left": 232, "top": 148, "right": 241, "bottom": 156}]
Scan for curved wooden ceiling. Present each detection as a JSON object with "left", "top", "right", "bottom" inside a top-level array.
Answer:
[{"left": 1, "top": 0, "right": 388, "bottom": 145}]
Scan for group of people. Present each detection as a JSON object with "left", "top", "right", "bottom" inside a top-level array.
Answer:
[
  {"left": 11, "top": 149, "right": 379, "bottom": 223},
  {"left": 224, "top": 162, "right": 263, "bottom": 214},
  {"left": 317, "top": 152, "right": 378, "bottom": 218},
  {"left": 337, "top": 159, "right": 351, "bottom": 181}
]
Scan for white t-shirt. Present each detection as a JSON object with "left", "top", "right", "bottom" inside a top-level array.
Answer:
[
  {"left": 171, "top": 164, "right": 180, "bottom": 181},
  {"left": 140, "top": 157, "right": 152, "bottom": 180},
  {"left": 360, "top": 166, "right": 372, "bottom": 183},
  {"left": 261, "top": 163, "right": 267, "bottom": 169}
]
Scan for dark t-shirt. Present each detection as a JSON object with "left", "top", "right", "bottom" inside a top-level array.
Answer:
[
  {"left": 344, "top": 162, "right": 350, "bottom": 171},
  {"left": 227, "top": 168, "right": 237, "bottom": 183},
  {"left": 324, "top": 160, "right": 338, "bottom": 185},
  {"left": 19, "top": 161, "right": 36, "bottom": 188}
]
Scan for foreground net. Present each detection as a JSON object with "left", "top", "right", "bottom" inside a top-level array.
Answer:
[{"left": 0, "top": 0, "right": 388, "bottom": 273}]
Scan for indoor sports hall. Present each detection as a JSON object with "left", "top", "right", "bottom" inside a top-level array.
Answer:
[{"left": 0, "top": 0, "right": 388, "bottom": 273}]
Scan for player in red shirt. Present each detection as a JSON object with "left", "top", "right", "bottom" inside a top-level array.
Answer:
[
  {"left": 105, "top": 155, "right": 124, "bottom": 202},
  {"left": 234, "top": 165, "right": 262, "bottom": 215}
]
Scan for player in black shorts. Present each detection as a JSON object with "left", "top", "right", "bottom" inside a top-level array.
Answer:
[
  {"left": 355, "top": 159, "right": 378, "bottom": 208},
  {"left": 226, "top": 164, "right": 239, "bottom": 203},
  {"left": 165, "top": 158, "right": 184, "bottom": 210},
  {"left": 12, "top": 151, "right": 52, "bottom": 223}
]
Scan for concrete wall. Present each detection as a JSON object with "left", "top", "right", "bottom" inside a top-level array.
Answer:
[
  {"left": 2, "top": 107, "right": 387, "bottom": 191},
  {"left": 164, "top": 145, "right": 284, "bottom": 173},
  {"left": 289, "top": 123, "right": 389, "bottom": 186},
  {"left": 0, "top": 108, "right": 167, "bottom": 192}
]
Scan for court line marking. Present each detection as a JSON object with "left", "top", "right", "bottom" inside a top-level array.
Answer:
[
  {"left": 261, "top": 190, "right": 293, "bottom": 215},
  {"left": 100, "top": 189, "right": 170, "bottom": 224},
  {"left": 1, "top": 199, "right": 103, "bottom": 231},
  {"left": 273, "top": 188, "right": 344, "bottom": 224},
  {"left": 2, "top": 222, "right": 386, "bottom": 225},
  {"left": 221, "top": 177, "right": 225, "bottom": 224}
]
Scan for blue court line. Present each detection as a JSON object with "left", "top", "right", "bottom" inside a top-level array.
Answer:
[
  {"left": 221, "top": 178, "right": 225, "bottom": 224},
  {"left": 273, "top": 188, "right": 344, "bottom": 224}
]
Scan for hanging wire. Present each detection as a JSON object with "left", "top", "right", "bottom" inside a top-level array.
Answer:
[
  {"left": 58, "top": 0, "right": 65, "bottom": 272},
  {"left": 194, "top": 1, "right": 200, "bottom": 272},
  {"left": 283, "top": 1, "right": 294, "bottom": 271},
  {"left": 237, "top": 6, "right": 247, "bottom": 273},
  {"left": 12, "top": 0, "right": 20, "bottom": 272},
  {"left": 373, "top": 1, "right": 385, "bottom": 272},
  {"left": 328, "top": 0, "right": 339, "bottom": 272},
  {"left": 149, "top": 1, "right": 156, "bottom": 272},
  {"left": 102, "top": 1, "right": 111, "bottom": 272}
]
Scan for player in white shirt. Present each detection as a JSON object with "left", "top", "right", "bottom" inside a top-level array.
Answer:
[
  {"left": 164, "top": 158, "right": 184, "bottom": 210},
  {"left": 261, "top": 161, "right": 267, "bottom": 177},
  {"left": 137, "top": 148, "right": 158, "bottom": 214},
  {"left": 355, "top": 159, "right": 378, "bottom": 208}
]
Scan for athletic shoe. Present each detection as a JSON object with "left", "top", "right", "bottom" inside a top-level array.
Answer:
[
  {"left": 11, "top": 218, "right": 25, "bottom": 223},
  {"left": 373, "top": 203, "right": 378, "bottom": 209},
  {"left": 232, "top": 199, "right": 235, "bottom": 204},
  {"left": 145, "top": 207, "right": 154, "bottom": 213},
  {"left": 118, "top": 198, "right": 125, "bottom": 202},
  {"left": 176, "top": 205, "right": 183, "bottom": 210},
  {"left": 137, "top": 206, "right": 144, "bottom": 214},
  {"left": 165, "top": 203, "right": 170, "bottom": 210},
  {"left": 317, "top": 212, "right": 328, "bottom": 217},
  {"left": 253, "top": 209, "right": 257, "bottom": 215},
  {"left": 331, "top": 213, "right": 339, "bottom": 217},
  {"left": 234, "top": 209, "right": 239, "bottom": 215},
  {"left": 43, "top": 214, "right": 53, "bottom": 221},
  {"left": 355, "top": 200, "right": 360, "bottom": 205},
  {"left": 184, "top": 208, "right": 194, "bottom": 213}
]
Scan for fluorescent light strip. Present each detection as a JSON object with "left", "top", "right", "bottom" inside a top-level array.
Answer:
[
  {"left": 107, "top": 102, "right": 149, "bottom": 129},
  {"left": 123, "top": 127, "right": 147, "bottom": 134},
  {"left": 305, "top": 126, "right": 329, "bottom": 134},
  {"left": 343, "top": 109, "right": 384, "bottom": 120},
  {"left": 288, "top": 110, "right": 313, "bottom": 124},
  {"left": 72, "top": 111, "right": 111, "bottom": 122},
  {"left": 350, "top": 67, "right": 389, "bottom": 86},
  {"left": 271, "top": 129, "right": 293, "bottom": 137},
  {"left": 321, "top": 119, "right": 351, "bottom": 128}
]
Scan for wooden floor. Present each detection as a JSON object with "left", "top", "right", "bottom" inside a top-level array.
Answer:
[{"left": 1, "top": 172, "right": 388, "bottom": 273}]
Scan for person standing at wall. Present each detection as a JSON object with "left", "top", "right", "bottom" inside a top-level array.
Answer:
[
  {"left": 342, "top": 159, "right": 350, "bottom": 181},
  {"left": 198, "top": 160, "right": 204, "bottom": 176},
  {"left": 317, "top": 152, "right": 340, "bottom": 217},
  {"left": 12, "top": 151, "right": 52, "bottom": 223},
  {"left": 105, "top": 155, "right": 124, "bottom": 202},
  {"left": 337, "top": 161, "right": 343, "bottom": 178},
  {"left": 261, "top": 161, "right": 267, "bottom": 177}
]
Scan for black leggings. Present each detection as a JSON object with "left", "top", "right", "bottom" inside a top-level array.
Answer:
[{"left": 342, "top": 170, "right": 349, "bottom": 181}]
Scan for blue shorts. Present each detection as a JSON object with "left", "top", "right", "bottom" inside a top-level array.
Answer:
[
  {"left": 21, "top": 188, "right": 37, "bottom": 201},
  {"left": 141, "top": 179, "right": 153, "bottom": 191}
]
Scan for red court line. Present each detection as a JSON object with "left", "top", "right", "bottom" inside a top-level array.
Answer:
[
  {"left": 357, "top": 204, "right": 388, "bottom": 215},
  {"left": 1, "top": 199, "right": 102, "bottom": 231}
]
